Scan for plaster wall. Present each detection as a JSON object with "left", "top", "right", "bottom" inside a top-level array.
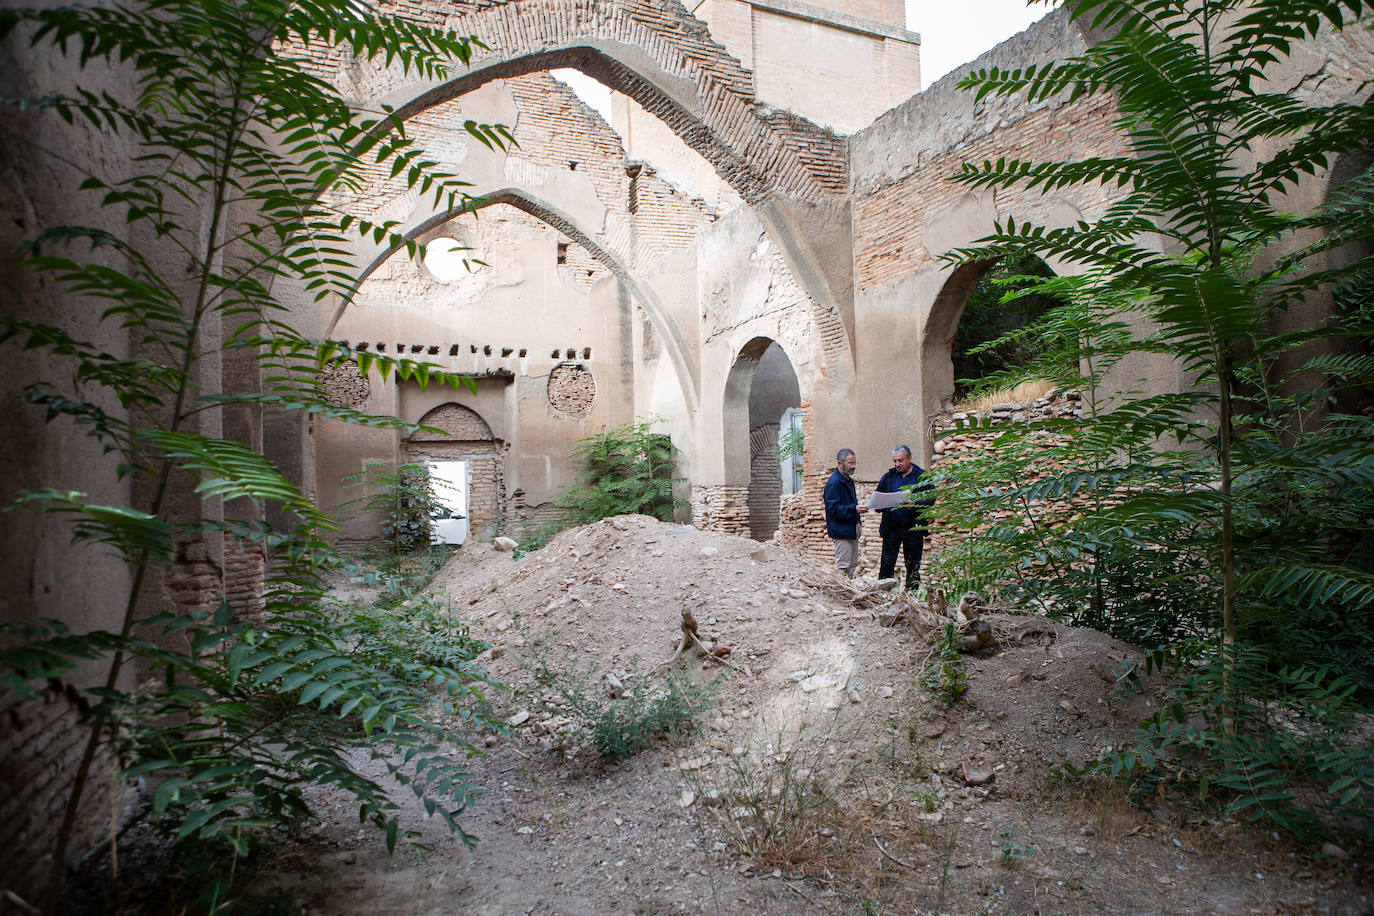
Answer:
[
  {"left": 691, "top": 0, "right": 918, "bottom": 132},
  {"left": 318, "top": 203, "right": 635, "bottom": 539}
]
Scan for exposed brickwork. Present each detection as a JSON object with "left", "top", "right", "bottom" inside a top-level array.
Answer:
[
  {"left": 507, "top": 73, "right": 629, "bottom": 213},
  {"left": 853, "top": 93, "right": 1130, "bottom": 292},
  {"left": 406, "top": 404, "right": 505, "bottom": 539},
  {"left": 547, "top": 362, "right": 596, "bottom": 415},
  {"left": 628, "top": 163, "right": 718, "bottom": 271},
  {"left": 0, "top": 685, "right": 125, "bottom": 904},
  {"left": 747, "top": 422, "right": 782, "bottom": 541},
  {"left": 924, "top": 393, "right": 1083, "bottom": 562},
  {"left": 503, "top": 489, "right": 566, "bottom": 539},
  {"left": 167, "top": 535, "right": 221, "bottom": 616},
  {"left": 162, "top": 534, "right": 267, "bottom": 621},
  {"left": 320, "top": 360, "right": 371, "bottom": 409},
  {"left": 302, "top": 0, "right": 848, "bottom": 204},
  {"left": 411, "top": 403, "right": 496, "bottom": 441},
  {"left": 224, "top": 536, "right": 266, "bottom": 621},
  {"left": 690, "top": 484, "right": 751, "bottom": 537}
]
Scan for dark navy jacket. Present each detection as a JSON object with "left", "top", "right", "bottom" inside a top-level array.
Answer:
[
  {"left": 876, "top": 464, "right": 935, "bottom": 536},
  {"left": 823, "top": 468, "right": 861, "bottom": 540}
]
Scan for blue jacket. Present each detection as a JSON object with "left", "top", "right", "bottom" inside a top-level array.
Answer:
[
  {"left": 877, "top": 464, "right": 935, "bottom": 536},
  {"left": 823, "top": 468, "right": 861, "bottom": 540}
]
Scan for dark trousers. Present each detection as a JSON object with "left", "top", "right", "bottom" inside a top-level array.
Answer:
[{"left": 880, "top": 527, "right": 925, "bottom": 589}]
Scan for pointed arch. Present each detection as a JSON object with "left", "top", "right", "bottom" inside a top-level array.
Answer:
[{"left": 327, "top": 188, "right": 700, "bottom": 413}]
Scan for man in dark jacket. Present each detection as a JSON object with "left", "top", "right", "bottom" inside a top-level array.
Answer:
[
  {"left": 876, "top": 445, "right": 935, "bottom": 590},
  {"left": 823, "top": 448, "right": 868, "bottom": 578}
]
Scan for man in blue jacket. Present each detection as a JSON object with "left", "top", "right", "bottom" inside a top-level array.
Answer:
[
  {"left": 876, "top": 445, "right": 935, "bottom": 590},
  {"left": 823, "top": 448, "right": 868, "bottom": 578}
]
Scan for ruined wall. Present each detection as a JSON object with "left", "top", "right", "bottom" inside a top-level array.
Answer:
[
  {"left": 923, "top": 393, "right": 1083, "bottom": 564},
  {"left": 829, "top": 7, "right": 1125, "bottom": 480},
  {"left": 690, "top": 484, "right": 751, "bottom": 536}
]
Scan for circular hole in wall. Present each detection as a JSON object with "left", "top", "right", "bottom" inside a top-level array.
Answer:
[
  {"left": 548, "top": 362, "right": 596, "bottom": 416},
  {"left": 424, "top": 237, "right": 472, "bottom": 283}
]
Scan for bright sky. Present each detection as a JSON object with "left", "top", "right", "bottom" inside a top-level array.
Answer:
[{"left": 907, "top": 0, "right": 1059, "bottom": 87}]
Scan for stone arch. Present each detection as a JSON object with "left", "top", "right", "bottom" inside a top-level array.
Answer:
[
  {"left": 343, "top": 0, "right": 857, "bottom": 378},
  {"left": 696, "top": 336, "right": 801, "bottom": 538},
  {"left": 722, "top": 337, "right": 776, "bottom": 488},
  {"left": 920, "top": 261, "right": 996, "bottom": 419},
  {"left": 403, "top": 403, "right": 504, "bottom": 539},
  {"left": 744, "top": 343, "right": 801, "bottom": 541},
  {"left": 326, "top": 188, "right": 699, "bottom": 412},
  {"left": 368, "top": 3, "right": 848, "bottom": 205}
]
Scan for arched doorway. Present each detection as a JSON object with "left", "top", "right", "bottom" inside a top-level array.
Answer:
[
  {"left": 722, "top": 337, "right": 801, "bottom": 541},
  {"left": 403, "top": 403, "right": 504, "bottom": 541},
  {"left": 923, "top": 255, "right": 1071, "bottom": 419}
]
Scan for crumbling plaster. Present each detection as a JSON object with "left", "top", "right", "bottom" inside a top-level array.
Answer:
[{"left": 302, "top": 0, "right": 1374, "bottom": 508}]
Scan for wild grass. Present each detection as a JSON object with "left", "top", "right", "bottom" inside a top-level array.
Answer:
[{"left": 952, "top": 378, "right": 1057, "bottom": 411}]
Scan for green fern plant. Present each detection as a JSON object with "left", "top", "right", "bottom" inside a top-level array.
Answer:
[
  {"left": 920, "top": 623, "right": 968, "bottom": 706},
  {"left": 556, "top": 418, "right": 686, "bottom": 526},
  {"left": 343, "top": 462, "right": 449, "bottom": 554},
  {"left": 933, "top": 0, "right": 1374, "bottom": 834},
  {"left": 0, "top": 0, "right": 512, "bottom": 907}
]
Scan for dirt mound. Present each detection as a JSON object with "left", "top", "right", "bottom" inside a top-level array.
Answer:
[
  {"left": 440, "top": 515, "right": 1151, "bottom": 791},
  {"left": 262, "top": 517, "right": 1371, "bottom": 914}
]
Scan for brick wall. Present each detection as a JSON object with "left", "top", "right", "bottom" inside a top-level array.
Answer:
[
  {"left": 690, "top": 484, "right": 751, "bottom": 537},
  {"left": 0, "top": 685, "right": 126, "bottom": 905},
  {"left": 747, "top": 422, "right": 782, "bottom": 541},
  {"left": 629, "top": 163, "right": 718, "bottom": 270},
  {"left": 924, "top": 392, "right": 1083, "bottom": 561},
  {"left": 547, "top": 362, "right": 597, "bottom": 415},
  {"left": 853, "top": 93, "right": 1130, "bottom": 292},
  {"left": 405, "top": 443, "right": 506, "bottom": 540},
  {"left": 224, "top": 537, "right": 266, "bottom": 621},
  {"left": 162, "top": 535, "right": 262, "bottom": 621}
]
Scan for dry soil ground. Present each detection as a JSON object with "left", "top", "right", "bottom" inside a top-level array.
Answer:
[{"left": 111, "top": 516, "right": 1374, "bottom": 914}]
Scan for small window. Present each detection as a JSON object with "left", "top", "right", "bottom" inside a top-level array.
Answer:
[
  {"left": 448, "top": 344, "right": 459, "bottom": 356},
  {"left": 582, "top": 347, "right": 592, "bottom": 360},
  {"left": 557, "top": 241, "right": 569, "bottom": 265}
]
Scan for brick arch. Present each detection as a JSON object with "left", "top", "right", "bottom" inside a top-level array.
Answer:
[
  {"left": 404, "top": 403, "right": 505, "bottom": 538},
  {"left": 356, "top": 0, "right": 858, "bottom": 379},
  {"left": 371, "top": 0, "right": 848, "bottom": 206},
  {"left": 326, "top": 188, "right": 700, "bottom": 412},
  {"left": 411, "top": 402, "right": 494, "bottom": 442}
]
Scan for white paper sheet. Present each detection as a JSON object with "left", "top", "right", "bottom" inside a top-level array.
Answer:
[{"left": 867, "top": 490, "right": 910, "bottom": 511}]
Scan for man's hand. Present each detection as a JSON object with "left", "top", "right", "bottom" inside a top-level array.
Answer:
[{"left": 857, "top": 505, "right": 869, "bottom": 513}]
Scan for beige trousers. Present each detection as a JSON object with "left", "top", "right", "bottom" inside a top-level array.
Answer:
[{"left": 832, "top": 538, "right": 859, "bottom": 578}]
